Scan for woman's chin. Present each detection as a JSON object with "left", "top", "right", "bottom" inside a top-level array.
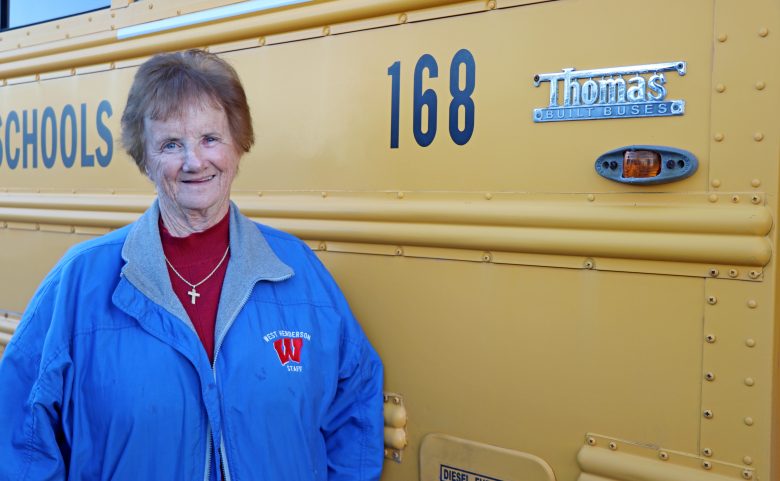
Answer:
[{"left": 167, "top": 196, "right": 227, "bottom": 220}]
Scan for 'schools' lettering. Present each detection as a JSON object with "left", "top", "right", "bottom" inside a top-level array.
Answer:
[
  {"left": 0, "top": 100, "right": 113, "bottom": 169},
  {"left": 274, "top": 338, "right": 303, "bottom": 365}
]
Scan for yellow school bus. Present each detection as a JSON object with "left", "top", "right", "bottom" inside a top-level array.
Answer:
[{"left": 0, "top": 0, "right": 778, "bottom": 480}]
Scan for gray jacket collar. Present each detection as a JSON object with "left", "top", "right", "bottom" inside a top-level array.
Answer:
[{"left": 121, "top": 200, "right": 294, "bottom": 335}]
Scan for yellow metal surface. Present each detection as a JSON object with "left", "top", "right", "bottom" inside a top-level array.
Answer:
[{"left": 0, "top": 1, "right": 778, "bottom": 481}]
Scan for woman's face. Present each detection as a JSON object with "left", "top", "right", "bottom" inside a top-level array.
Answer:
[{"left": 144, "top": 103, "right": 240, "bottom": 227}]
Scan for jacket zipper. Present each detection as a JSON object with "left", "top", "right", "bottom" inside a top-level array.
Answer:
[{"left": 206, "top": 273, "right": 292, "bottom": 481}]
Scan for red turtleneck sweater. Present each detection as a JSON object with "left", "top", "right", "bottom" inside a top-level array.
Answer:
[{"left": 160, "top": 212, "right": 230, "bottom": 363}]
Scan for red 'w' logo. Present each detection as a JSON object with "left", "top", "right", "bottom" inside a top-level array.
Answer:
[{"left": 273, "top": 338, "right": 303, "bottom": 365}]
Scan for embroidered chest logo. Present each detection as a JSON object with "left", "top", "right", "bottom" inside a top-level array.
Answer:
[{"left": 262, "top": 330, "right": 311, "bottom": 373}]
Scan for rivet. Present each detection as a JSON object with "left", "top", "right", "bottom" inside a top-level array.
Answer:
[
  {"left": 586, "top": 436, "right": 596, "bottom": 446},
  {"left": 743, "top": 456, "right": 753, "bottom": 465},
  {"left": 88, "top": 16, "right": 92, "bottom": 22},
  {"left": 717, "top": 33, "right": 728, "bottom": 42},
  {"left": 608, "top": 442, "right": 617, "bottom": 451},
  {"left": 587, "top": 194, "right": 595, "bottom": 202},
  {"left": 257, "top": 191, "right": 263, "bottom": 197},
  {"left": 751, "top": 194, "right": 761, "bottom": 204},
  {"left": 708, "top": 194, "right": 718, "bottom": 203},
  {"left": 318, "top": 242, "right": 327, "bottom": 251},
  {"left": 744, "top": 416, "right": 754, "bottom": 426},
  {"left": 714, "top": 133, "right": 724, "bottom": 142},
  {"left": 394, "top": 247, "right": 403, "bottom": 256},
  {"left": 758, "top": 27, "right": 769, "bottom": 37},
  {"left": 711, "top": 179, "right": 721, "bottom": 188},
  {"left": 707, "top": 295, "right": 717, "bottom": 304},
  {"left": 322, "top": 26, "right": 331, "bottom": 36},
  {"left": 69, "top": 226, "right": 75, "bottom": 233},
  {"left": 148, "top": 3, "right": 153, "bottom": 9},
  {"left": 748, "top": 270, "right": 760, "bottom": 279},
  {"left": 705, "top": 372, "right": 716, "bottom": 381},
  {"left": 485, "top": 193, "right": 493, "bottom": 200},
  {"left": 705, "top": 334, "right": 716, "bottom": 343},
  {"left": 177, "top": 10, "right": 182, "bottom": 15},
  {"left": 486, "top": 0, "right": 497, "bottom": 9},
  {"left": 743, "top": 469, "right": 753, "bottom": 480},
  {"left": 755, "top": 81, "right": 766, "bottom": 91},
  {"left": 56, "top": 24, "right": 60, "bottom": 29},
  {"left": 321, "top": 191, "right": 327, "bottom": 198},
  {"left": 70, "top": 68, "right": 76, "bottom": 75},
  {"left": 702, "top": 461, "right": 712, "bottom": 470},
  {"left": 702, "top": 448, "right": 713, "bottom": 457},
  {"left": 110, "top": 25, "right": 115, "bottom": 30},
  {"left": 397, "top": 191, "right": 404, "bottom": 199},
  {"left": 258, "top": 37, "right": 266, "bottom": 46},
  {"left": 482, "top": 252, "right": 492, "bottom": 262},
  {"left": 111, "top": 12, "right": 116, "bottom": 18},
  {"left": 747, "top": 300, "right": 757, "bottom": 308},
  {"left": 34, "top": 224, "right": 40, "bottom": 231},
  {"left": 731, "top": 194, "right": 740, "bottom": 203},
  {"left": 110, "top": 62, "right": 115, "bottom": 69},
  {"left": 584, "top": 258, "right": 594, "bottom": 269},
  {"left": 35, "top": 74, "right": 40, "bottom": 81},
  {"left": 728, "top": 269, "right": 739, "bottom": 278},
  {"left": 753, "top": 132, "right": 764, "bottom": 142},
  {"left": 745, "top": 338, "right": 756, "bottom": 348},
  {"left": 715, "top": 84, "right": 726, "bottom": 93},
  {"left": 398, "top": 13, "right": 408, "bottom": 23},
  {"left": 708, "top": 269, "right": 719, "bottom": 278},
  {"left": 26, "top": 31, "right": 30, "bottom": 36},
  {"left": 16, "top": 43, "right": 20, "bottom": 48},
  {"left": 658, "top": 451, "right": 669, "bottom": 460}
]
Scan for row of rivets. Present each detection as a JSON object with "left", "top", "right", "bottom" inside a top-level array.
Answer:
[
  {"left": 712, "top": 132, "right": 765, "bottom": 142},
  {"left": 717, "top": 27, "right": 770, "bottom": 41},
  {"left": 715, "top": 83, "right": 767, "bottom": 92},
  {"left": 710, "top": 179, "right": 762, "bottom": 188},
  {"left": 706, "top": 267, "right": 761, "bottom": 278},
  {"left": 713, "top": 25, "right": 767, "bottom": 239},
  {"left": 586, "top": 437, "right": 749, "bottom": 474},
  {"left": 702, "top": 290, "right": 759, "bottom": 469}
]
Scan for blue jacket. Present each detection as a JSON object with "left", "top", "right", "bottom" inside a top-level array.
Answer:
[{"left": 0, "top": 202, "right": 384, "bottom": 481}]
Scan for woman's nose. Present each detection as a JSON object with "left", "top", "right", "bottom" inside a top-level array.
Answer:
[{"left": 182, "top": 145, "right": 206, "bottom": 172}]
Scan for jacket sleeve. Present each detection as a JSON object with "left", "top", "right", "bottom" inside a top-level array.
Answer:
[
  {"left": 0, "top": 277, "right": 71, "bottom": 481},
  {"left": 317, "top": 274, "right": 384, "bottom": 481}
]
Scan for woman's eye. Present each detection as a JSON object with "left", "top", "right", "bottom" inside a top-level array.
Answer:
[
  {"left": 204, "top": 136, "right": 218, "bottom": 144},
  {"left": 163, "top": 141, "right": 179, "bottom": 151}
]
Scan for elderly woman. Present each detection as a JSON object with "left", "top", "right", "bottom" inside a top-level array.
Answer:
[{"left": 0, "top": 50, "right": 384, "bottom": 480}]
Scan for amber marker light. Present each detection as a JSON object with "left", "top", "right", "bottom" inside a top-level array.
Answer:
[{"left": 623, "top": 150, "right": 661, "bottom": 178}]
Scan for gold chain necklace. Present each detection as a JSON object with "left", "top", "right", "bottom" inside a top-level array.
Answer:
[{"left": 164, "top": 245, "right": 230, "bottom": 305}]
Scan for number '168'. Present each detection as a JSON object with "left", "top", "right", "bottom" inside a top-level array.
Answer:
[{"left": 387, "top": 49, "right": 476, "bottom": 148}]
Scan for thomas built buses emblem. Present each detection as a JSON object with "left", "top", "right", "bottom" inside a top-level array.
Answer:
[{"left": 533, "top": 61, "right": 686, "bottom": 122}]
